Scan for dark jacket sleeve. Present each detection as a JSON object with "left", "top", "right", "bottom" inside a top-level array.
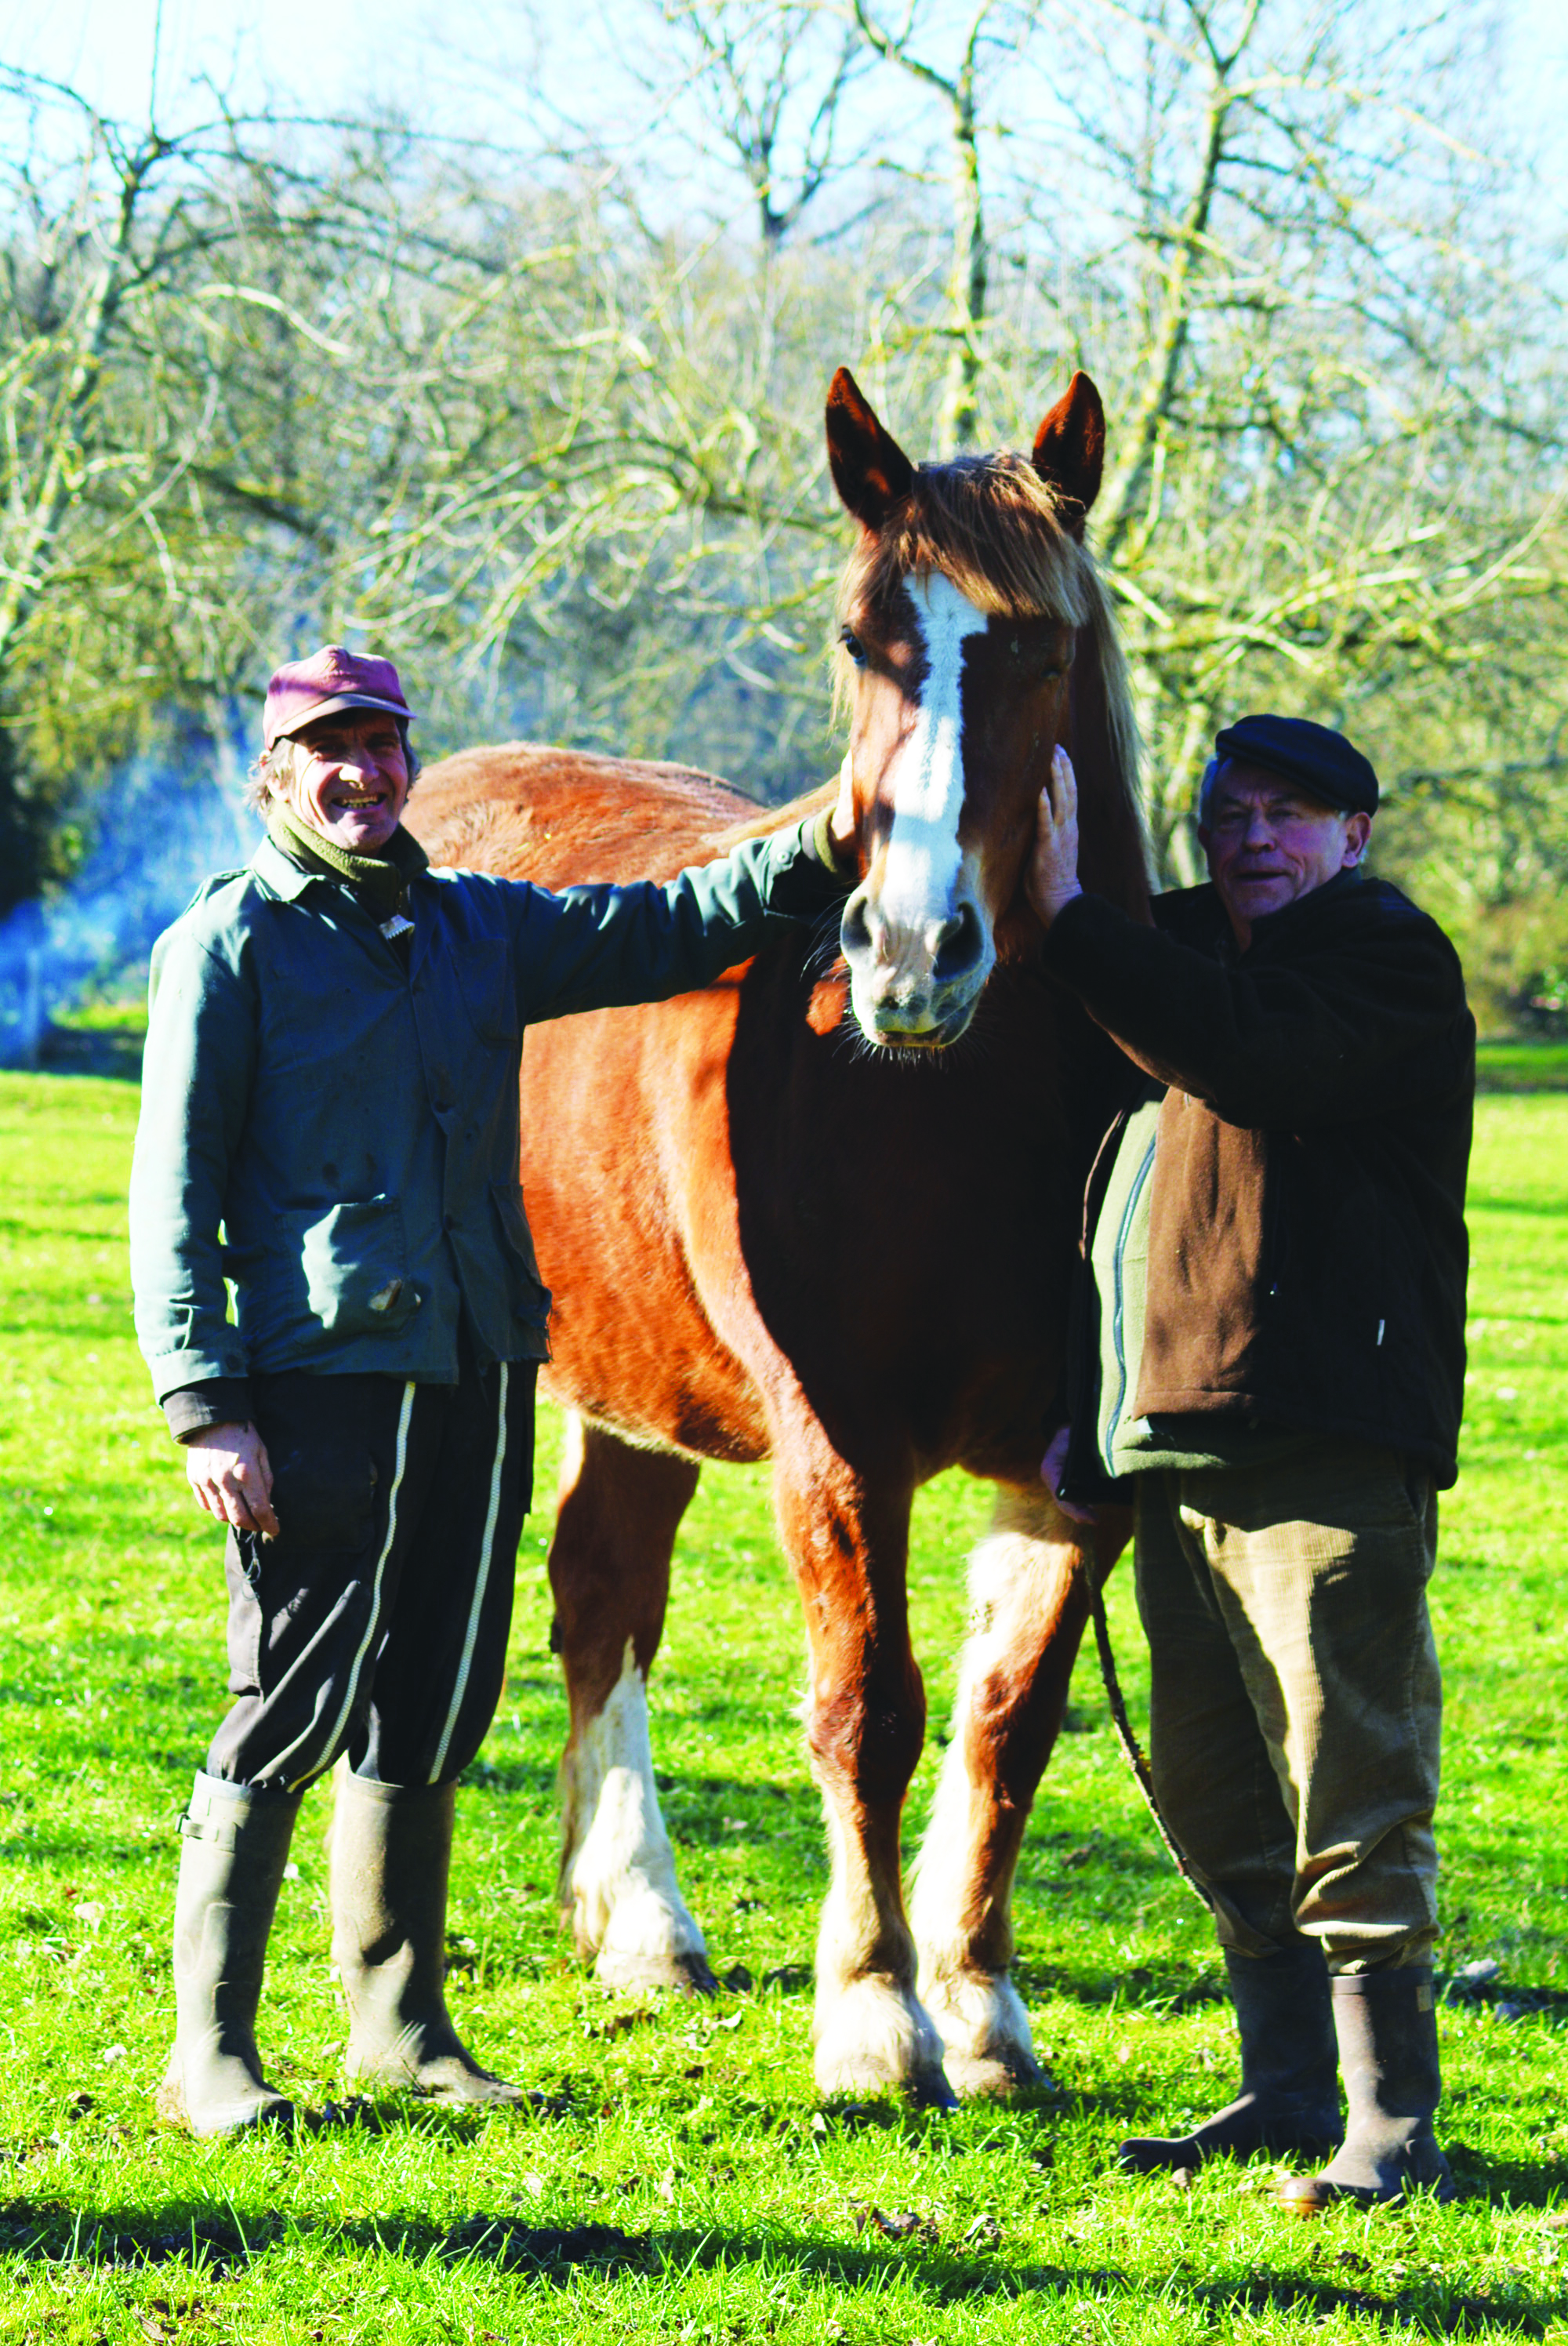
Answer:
[
  {"left": 163, "top": 1378, "right": 256, "bottom": 1443},
  {"left": 1039, "top": 884, "right": 1469, "bottom": 1131},
  {"left": 129, "top": 923, "right": 257, "bottom": 1404},
  {"left": 508, "top": 817, "right": 853, "bottom": 1022}
]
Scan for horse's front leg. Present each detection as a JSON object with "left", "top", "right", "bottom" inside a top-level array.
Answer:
[
  {"left": 774, "top": 1436, "right": 949, "bottom": 2104},
  {"left": 909, "top": 1483, "right": 1129, "bottom": 2097}
]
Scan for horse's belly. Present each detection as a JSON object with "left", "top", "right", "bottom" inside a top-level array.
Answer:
[{"left": 521, "top": 991, "right": 771, "bottom": 1465}]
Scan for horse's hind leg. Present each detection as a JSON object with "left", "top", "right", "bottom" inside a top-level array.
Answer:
[
  {"left": 548, "top": 1412, "right": 713, "bottom": 1993},
  {"left": 909, "top": 1483, "right": 1127, "bottom": 2097}
]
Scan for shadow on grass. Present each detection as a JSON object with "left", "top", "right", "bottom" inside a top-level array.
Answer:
[
  {"left": 1465, "top": 1196, "right": 1568, "bottom": 1218},
  {"left": 1446, "top": 2144, "right": 1568, "bottom": 2207},
  {"left": 31, "top": 1026, "right": 145, "bottom": 1083},
  {"left": 1015, "top": 1962, "right": 1568, "bottom": 2028},
  {"left": 1443, "top": 1978, "right": 1568, "bottom": 2026},
  {"left": 466, "top": 1756, "right": 821, "bottom": 1836},
  {"left": 4, "top": 2192, "right": 1567, "bottom": 2335},
  {"left": 1014, "top": 1955, "right": 1228, "bottom": 2014}
]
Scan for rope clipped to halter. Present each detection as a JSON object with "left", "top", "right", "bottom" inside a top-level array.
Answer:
[{"left": 1080, "top": 1559, "right": 1214, "bottom": 1914}]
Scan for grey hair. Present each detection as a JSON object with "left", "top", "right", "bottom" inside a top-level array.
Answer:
[
  {"left": 244, "top": 717, "right": 420, "bottom": 815},
  {"left": 1196, "top": 756, "right": 1220, "bottom": 825}
]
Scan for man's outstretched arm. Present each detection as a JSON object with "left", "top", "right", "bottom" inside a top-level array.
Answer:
[{"left": 509, "top": 793, "right": 858, "bottom": 1022}]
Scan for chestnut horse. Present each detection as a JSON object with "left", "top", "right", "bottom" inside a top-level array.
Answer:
[{"left": 407, "top": 369, "right": 1147, "bottom": 2103}]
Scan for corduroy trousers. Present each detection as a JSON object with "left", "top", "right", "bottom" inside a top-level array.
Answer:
[{"left": 1132, "top": 1437, "right": 1442, "bottom": 1970}]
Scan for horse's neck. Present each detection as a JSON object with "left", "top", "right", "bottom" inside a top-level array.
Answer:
[
  {"left": 984, "top": 955, "right": 1134, "bottom": 1162},
  {"left": 1069, "top": 623, "right": 1150, "bottom": 924}
]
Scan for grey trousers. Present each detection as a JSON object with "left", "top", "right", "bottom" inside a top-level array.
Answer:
[{"left": 1133, "top": 1438, "right": 1442, "bottom": 1970}]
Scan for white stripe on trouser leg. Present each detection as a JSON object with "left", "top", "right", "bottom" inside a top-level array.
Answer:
[
  {"left": 429, "top": 1361, "right": 509, "bottom": 1783},
  {"left": 258, "top": 1379, "right": 417, "bottom": 1795}
]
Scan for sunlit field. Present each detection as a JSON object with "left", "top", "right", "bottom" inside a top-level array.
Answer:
[{"left": 1, "top": 1069, "right": 1565, "bottom": 2342}]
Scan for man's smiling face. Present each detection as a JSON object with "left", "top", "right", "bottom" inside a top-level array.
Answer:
[
  {"left": 1200, "top": 759, "right": 1371, "bottom": 946},
  {"left": 285, "top": 712, "right": 411, "bottom": 852}
]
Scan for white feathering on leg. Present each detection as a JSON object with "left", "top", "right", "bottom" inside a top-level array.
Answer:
[
  {"left": 811, "top": 1789, "right": 947, "bottom": 2097},
  {"left": 559, "top": 1641, "right": 710, "bottom": 1980},
  {"left": 910, "top": 1515, "right": 1051, "bottom": 2094}
]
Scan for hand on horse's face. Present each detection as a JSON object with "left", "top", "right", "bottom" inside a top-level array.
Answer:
[
  {"left": 1025, "top": 746, "right": 1083, "bottom": 930},
  {"left": 184, "top": 1422, "right": 280, "bottom": 1540}
]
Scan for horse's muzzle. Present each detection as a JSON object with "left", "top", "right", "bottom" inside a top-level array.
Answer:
[{"left": 840, "top": 886, "right": 993, "bottom": 1050}]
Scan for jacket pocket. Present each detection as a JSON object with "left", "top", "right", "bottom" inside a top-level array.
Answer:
[
  {"left": 282, "top": 1195, "right": 418, "bottom": 1336},
  {"left": 457, "top": 937, "right": 519, "bottom": 1045},
  {"left": 488, "top": 1179, "right": 552, "bottom": 1331}
]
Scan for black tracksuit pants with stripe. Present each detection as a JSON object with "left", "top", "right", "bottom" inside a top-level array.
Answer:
[{"left": 208, "top": 1356, "right": 537, "bottom": 1793}]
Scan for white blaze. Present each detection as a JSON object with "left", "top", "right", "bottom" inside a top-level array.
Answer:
[{"left": 880, "top": 572, "right": 988, "bottom": 928}]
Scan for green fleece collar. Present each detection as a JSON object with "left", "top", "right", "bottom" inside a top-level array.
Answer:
[{"left": 266, "top": 801, "right": 429, "bottom": 920}]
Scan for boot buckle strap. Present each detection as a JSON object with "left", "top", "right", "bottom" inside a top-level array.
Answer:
[{"left": 180, "top": 1810, "right": 239, "bottom": 1852}]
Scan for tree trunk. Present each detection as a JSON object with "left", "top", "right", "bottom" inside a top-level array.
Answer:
[{"left": 939, "top": 80, "right": 987, "bottom": 455}]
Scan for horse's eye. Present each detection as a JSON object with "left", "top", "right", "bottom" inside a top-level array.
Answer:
[{"left": 840, "top": 628, "right": 867, "bottom": 667}]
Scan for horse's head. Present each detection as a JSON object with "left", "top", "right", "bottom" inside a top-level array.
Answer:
[{"left": 826, "top": 366, "right": 1141, "bottom": 1049}]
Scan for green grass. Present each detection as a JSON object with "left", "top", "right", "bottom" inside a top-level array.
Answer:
[
  {"left": 1, "top": 1074, "right": 1566, "bottom": 2342},
  {"left": 1475, "top": 1040, "right": 1568, "bottom": 1093}
]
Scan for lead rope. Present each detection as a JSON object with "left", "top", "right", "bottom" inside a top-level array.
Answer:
[{"left": 1080, "top": 1557, "right": 1214, "bottom": 1913}]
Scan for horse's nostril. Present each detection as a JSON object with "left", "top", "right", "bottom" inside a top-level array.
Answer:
[
  {"left": 840, "top": 893, "right": 873, "bottom": 957},
  {"left": 932, "top": 902, "right": 984, "bottom": 983}
]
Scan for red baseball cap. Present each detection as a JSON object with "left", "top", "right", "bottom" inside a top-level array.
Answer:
[{"left": 263, "top": 645, "right": 416, "bottom": 750}]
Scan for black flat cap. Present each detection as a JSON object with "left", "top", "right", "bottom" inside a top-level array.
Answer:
[{"left": 1213, "top": 714, "right": 1378, "bottom": 815}]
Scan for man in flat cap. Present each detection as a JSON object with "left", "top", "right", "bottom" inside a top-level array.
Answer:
[
  {"left": 1029, "top": 713, "right": 1473, "bottom": 2207},
  {"left": 130, "top": 646, "right": 857, "bottom": 2136}
]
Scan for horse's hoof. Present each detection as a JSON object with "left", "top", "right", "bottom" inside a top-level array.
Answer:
[
  {"left": 919, "top": 1967, "right": 1046, "bottom": 2100},
  {"left": 812, "top": 1975, "right": 949, "bottom": 2101},
  {"left": 816, "top": 2061, "right": 957, "bottom": 2111},
  {"left": 910, "top": 2065, "right": 960, "bottom": 2110},
  {"left": 594, "top": 1948, "right": 719, "bottom": 1997},
  {"left": 942, "top": 2046, "right": 1052, "bottom": 2101}
]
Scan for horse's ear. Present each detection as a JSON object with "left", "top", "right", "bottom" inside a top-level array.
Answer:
[
  {"left": 826, "top": 366, "right": 915, "bottom": 531},
  {"left": 1032, "top": 372, "right": 1105, "bottom": 533}
]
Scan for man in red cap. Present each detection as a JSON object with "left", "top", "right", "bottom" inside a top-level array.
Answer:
[
  {"left": 1030, "top": 714, "right": 1474, "bottom": 2208},
  {"left": 130, "top": 645, "right": 858, "bottom": 2136}
]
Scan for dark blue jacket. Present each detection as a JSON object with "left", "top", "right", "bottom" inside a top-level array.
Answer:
[{"left": 131, "top": 822, "right": 846, "bottom": 1411}]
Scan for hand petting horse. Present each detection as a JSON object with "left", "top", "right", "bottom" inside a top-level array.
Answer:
[{"left": 406, "top": 369, "right": 1148, "bottom": 2105}]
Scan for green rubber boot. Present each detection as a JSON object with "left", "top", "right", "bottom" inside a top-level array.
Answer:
[
  {"left": 1120, "top": 1941, "right": 1343, "bottom": 2173},
  {"left": 330, "top": 1774, "right": 525, "bottom": 2106},
  {"left": 156, "top": 1773, "right": 301, "bottom": 2137},
  {"left": 1281, "top": 1966, "right": 1454, "bottom": 2208}
]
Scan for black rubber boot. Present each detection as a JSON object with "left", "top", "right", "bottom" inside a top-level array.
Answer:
[
  {"left": 1280, "top": 1966, "right": 1454, "bottom": 2208},
  {"left": 1120, "top": 1941, "right": 1344, "bottom": 2173},
  {"left": 330, "top": 1774, "right": 525, "bottom": 2106},
  {"left": 156, "top": 1773, "right": 301, "bottom": 2137}
]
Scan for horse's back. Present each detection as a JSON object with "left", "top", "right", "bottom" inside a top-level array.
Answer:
[
  {"left": 406, "top": 743, "right": 764, "bottom": 887},
  {"left": 407, "top": 740, "right": 778, "bottom": 1457}
]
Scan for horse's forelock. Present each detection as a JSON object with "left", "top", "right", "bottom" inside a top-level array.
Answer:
[
  {"left": 831, "top": 447, "right": 1144, "bottom": 882},
  {"left": 837, "top": 452, "right": 1093, "bottom": 634}
]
